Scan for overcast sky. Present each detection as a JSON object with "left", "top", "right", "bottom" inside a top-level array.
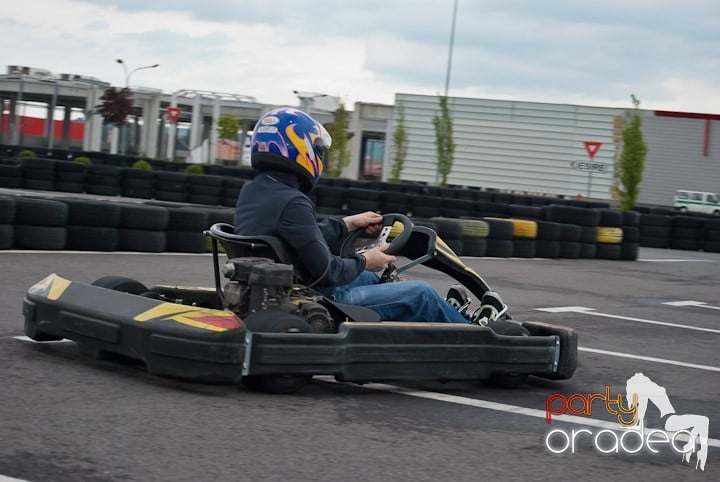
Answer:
[{"left": 3, "top": 0, "right": 719, "bottom": 113}]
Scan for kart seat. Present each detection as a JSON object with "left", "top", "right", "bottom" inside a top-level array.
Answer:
[{"left": 206, "top": 223, "right": 294, "bottom": 265}]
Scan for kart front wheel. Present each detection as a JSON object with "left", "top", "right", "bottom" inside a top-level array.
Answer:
[
  {"left": 483, "top": 321, "right": 531, "bottom": 389},
  {"left": 242, "top": 312, "right": 313, "bottom": 394},
  {"left": 91, "top": 276, "right": 149, "bottom": 295}
]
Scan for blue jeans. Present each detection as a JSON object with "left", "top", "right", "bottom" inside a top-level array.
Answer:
[{"left": 331, "top": 271, "right": 469, "bottom": 323}]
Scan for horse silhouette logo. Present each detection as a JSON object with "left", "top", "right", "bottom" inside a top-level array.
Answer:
[{"left": 626, "top": 372, "right": 709, "bottom": 471}]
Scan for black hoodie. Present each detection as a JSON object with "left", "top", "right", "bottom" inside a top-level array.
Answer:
[{"left": 233, "top": 170, "right": 365, "bottom": 289}]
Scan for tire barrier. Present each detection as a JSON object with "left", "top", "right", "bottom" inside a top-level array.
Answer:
[
  {"left": 2, "top": 149, "right": 719, "bottom": 258},
  {"left": 13, "top": 197, "right": 68, "bottom": 249}
]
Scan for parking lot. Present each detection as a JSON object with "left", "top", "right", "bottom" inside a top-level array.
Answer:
[{"left": 1, "top": 247, "right": 718, "bottom": 481}]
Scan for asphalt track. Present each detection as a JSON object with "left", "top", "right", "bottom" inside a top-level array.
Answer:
[{"left": 1, "top": 247, "right": 718, "bottom": 481}]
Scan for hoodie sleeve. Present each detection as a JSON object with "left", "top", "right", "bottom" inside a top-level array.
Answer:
[{"left": 279, "top": 198, "right": 364, "bottom": 288}]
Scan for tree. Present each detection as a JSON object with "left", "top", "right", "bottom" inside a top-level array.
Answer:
[
  {"left": 217, "top": 113, "right": 240, "bottom": 141},
  {"left": 614, "top": 95, "right": 648, "bottom": 209},
  {"left": 389, "top": 102, "right": 408, "bottom": 183},
  {"left": 324, "top": 104, "right": 351, "bottom": 178},
  {"left": 433, "top": 95, "right": 455, "bottom": 188},
  {"left": 97, "top": 87, "right": 134, "bottom": 125}
]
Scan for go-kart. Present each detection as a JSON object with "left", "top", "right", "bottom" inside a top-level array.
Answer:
[{"left": 22, "top": 213, "right": 577, "bottom": 393}]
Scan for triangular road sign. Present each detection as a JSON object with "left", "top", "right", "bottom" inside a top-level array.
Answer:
[{"left": 583, "top": 141, "right": 602, "bottom": 159}]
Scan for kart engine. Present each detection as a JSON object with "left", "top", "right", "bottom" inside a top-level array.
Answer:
[{"left": 220, "top": 257, "right": 335, "bottom": 332}]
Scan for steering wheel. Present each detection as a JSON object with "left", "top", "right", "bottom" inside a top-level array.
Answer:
[{"left": 340, "top": 213, "right": 413, "bottom": 257}]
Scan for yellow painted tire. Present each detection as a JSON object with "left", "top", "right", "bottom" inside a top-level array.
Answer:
[
  {"left": 456, "top": 218, "right": 490, "bottom": 238},
  {"left": 596, "top": 226, "right": 623, "bottom": 244},
  {"left": 486, "top": 217, "right": 537, "bottom": 239}
]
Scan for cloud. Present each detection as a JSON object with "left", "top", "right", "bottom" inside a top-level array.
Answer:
[{"left": 2, "top": 0, "right": 719, "bottom": 113}]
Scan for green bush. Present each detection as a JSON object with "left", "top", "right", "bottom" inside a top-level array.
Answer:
[
  {"left": 18, "top": 149, "right": 36, "bottom": 158},
  {"left": 185, "top": 164, "right": 204, "bottom": 175},
  {"left": 74, "top": 156, "right": 92, "bottom": 166},
  {"left": 132, "top": 159, "right": 152, "bottom": 170}
]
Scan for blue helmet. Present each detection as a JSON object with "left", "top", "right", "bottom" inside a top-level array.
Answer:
[{"left": 251, "top": 108, "right": 332, "bottom": 191}]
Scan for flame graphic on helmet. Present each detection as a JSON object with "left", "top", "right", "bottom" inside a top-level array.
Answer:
[{"left": 285, "top": 124, "right": 324, "bottom": 181}]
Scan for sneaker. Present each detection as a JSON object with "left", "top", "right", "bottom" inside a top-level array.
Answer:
[
  {"left": 470, "top": 291, "right": 509, "bottom": 326},
  {"left": 446, "top": 284, "right": 472, "bottom": 316}
]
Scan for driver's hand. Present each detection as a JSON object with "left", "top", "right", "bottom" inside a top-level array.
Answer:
[
  {"left": 361, "top": 243, "right": 396, "bottom": 272},
  {"left": 344, "top": 211, "right": 383, "bottom": 234}
]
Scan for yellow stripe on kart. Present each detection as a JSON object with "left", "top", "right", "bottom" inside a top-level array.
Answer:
[
  {"left": 134, "top": 303, "right": 243, "bottom": 332},
  {"left": 28, "top": 273, "right": 72, "bottom": 300}
]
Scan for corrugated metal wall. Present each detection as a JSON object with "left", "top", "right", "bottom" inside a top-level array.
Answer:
[
  {"left": 638, "top": 116, "right": 720, "bottom": 206},
  {"left": 385, "top": 93, "right": 623, "bottom": 198}
]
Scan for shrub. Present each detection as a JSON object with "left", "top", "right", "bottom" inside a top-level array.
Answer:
[
  {"left": 132, "top": 159, "right": 152, "bottom": 170},
  {"left": 18, "top": 149, "right": 36, "bottom": 158},
  {"left": 185, "top": 164, "right": 205, "bottom": 175},
  {"left": 74, "top": 156, "right": 92, "bottom": 166}
]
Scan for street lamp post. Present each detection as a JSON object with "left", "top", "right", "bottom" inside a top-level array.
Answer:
[{"left": 114, "top": 59, "right": 159, "bottom": 155}]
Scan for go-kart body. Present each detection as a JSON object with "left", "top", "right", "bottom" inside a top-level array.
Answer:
[{"left": 22, "top": 219, "right": 577, "bottom": 391}]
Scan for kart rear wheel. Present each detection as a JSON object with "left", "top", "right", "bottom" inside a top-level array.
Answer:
[
  {"left": 484, "top": 321, "right": 531, "bottom": 389},
  {"left": 242, "top": 312, "right": 313, "bottom": 394},
  {"left": 91, "top": 276, "right": 149, "bottom": 295}
]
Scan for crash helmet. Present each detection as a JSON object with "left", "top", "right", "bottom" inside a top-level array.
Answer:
[{"left": 251, "top": 108, "right": 332, "bottom": 192}]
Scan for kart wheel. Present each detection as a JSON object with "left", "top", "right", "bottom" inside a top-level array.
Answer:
[
  {"left": 484, "top": 321, "right": 531, "bottom": 389},
  {"left": 242, "top": 312, "right": 313, "bottom": 394},
  {"left": 91, "top": 276, "right": 149, "bottom": 295}
]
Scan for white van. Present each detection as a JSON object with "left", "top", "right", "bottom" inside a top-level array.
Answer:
[{"left": 674, "top": 190, "right": 720, "bottom": 215}]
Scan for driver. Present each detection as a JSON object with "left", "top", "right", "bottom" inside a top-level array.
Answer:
[{"left": 233, "top": 107, "right": 473, "bottom": 323}]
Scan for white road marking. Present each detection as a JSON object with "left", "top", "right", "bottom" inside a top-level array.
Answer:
[
  {"left": 579, "top": 347, "right": 720, "bottom": 372},
  {"left": 638, "top": 258, "right": 716, "bottom": 262},
  {"left": 663, "top": 300, "right": 720, "bottom": 311},
  {"left": 316, "top": 376, "right": 720, "bottom": 448},
  {"left": 13, "top": 336, "right": 72, "bottom": 343},
  {"left": 537, "top": 306, "right": 720, "bottom": 334}
]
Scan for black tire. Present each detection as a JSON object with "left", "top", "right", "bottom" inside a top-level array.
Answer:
[
  {"left": 189, "top": 194, "right": 221, "bottom": 206},
  {"left": 508, "top": 204, "right": 543, "bottom": 220},
  {"left": 622, "top": 226, "right": 640, "bottom": 243},
  {"left": 167, "top": 208, "right": 209, "bottom": 231},
  {"left": 598, "top": 209, "right": 623, "bottom": 227},
  {"left": 640, "top": 236, "right": 670, "bottom": 248},
  {"left": 483, "top": 218, "right": 514, "bottom": 240},
  {"left": 640, "top": 225, "right": 671, "bottom": 238},
  {"left": 544, "top": 205, "right": 600, "bottom": 226},
  {"left": 86, "top": 184, "right": 121, "bottom": 196},
  {"left": 347, "top": 198, "right": 381, "bottom": 212},
  {"left": 155, "top": 191, "right": 188, "bottom": 203},
  {"left": 118, "top": 229, "right": 167, "bottom": 252},
  {"left": 15, "top": 198, "right": 69, "bottom": 226},
  {"left": 121, "top": 187, "right": 155, "bottom": 199},
  {"left": 0, "top": 196, "right": 15, "bottom": 224},
  {"left": 619, "top": 242, "right": 639, "bottom": 260},
  {"left": 0, "top": 224, "right": 13, "bottom": 249},
  {"left": 14, "top": 225, "right": 67, "bottom": 249},
  {"left": 670, "top": 237, "right": 701, "bottom": 251},
  {"left": 558, "top": 241, "right": 581, "bottom": 259},
  {"left": 486, "top": 239, "right": 513, "bottom": 257},
  {"left": 578, "top": 242, "right": 597, "bottom": 259},
  {"left": 559, "top": 223, "right": 581, "bottom": 242},
  {"left": 512, "top": 239, "right": 536, "bottom": 258},
  {"left": 91, "top": 276, "right": 149, "bottom": 294},
  {"left": 411, "top": 206, "right": 441, "bottom": 218},
  {"left": 462, "top": 237, "right": 487, "bottom": 257},
  {"left": 535, "top": 240, "right": 560, "bottom": 259},
  {"left": 703, "top": 240, "right": 720, "bottom": 253},
  {"left": 639, "top": 214, "right": 671, "bottom": 227},
  {"left": 166, "top": 231, "right": 205, "bottom": 253},
  {"left": 596, "top": 243, "right": 621, "bottom": 260},
  {"left": 120, "top": 204, "right": 169, "bottom": 230},
  {"left": 54, "top": 181, "right": 85, "bottom": 193},
  {"left": 22, "top": 179, "right": 54, "bottom": 191},
  {"left": 431, "top": 218, "right": 463, "bottom": 239},
  {"left": 622, "top": 210, "right": 641, "bottom": 227},
  {"left": 0, "top": 175, "right": 22, "bottom": 188},
  {"left": 59, "top": 199, "right": 122, "bottom": 227},
  {"left": 242, "top": 311, "right": 313, "bottom": 394},
  {"left": 67, "top": 226, "right": 119, "bottom": 251},
  {"left": 484, "top": 321, "right": 531, "bottom": 388},
  {"left": 535, "top": 221, "right": 561, "bottom": 241}
]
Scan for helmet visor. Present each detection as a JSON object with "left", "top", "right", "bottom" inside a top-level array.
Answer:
[{"left": 314, "top": 123, "right": 332, "bottom": 162}]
